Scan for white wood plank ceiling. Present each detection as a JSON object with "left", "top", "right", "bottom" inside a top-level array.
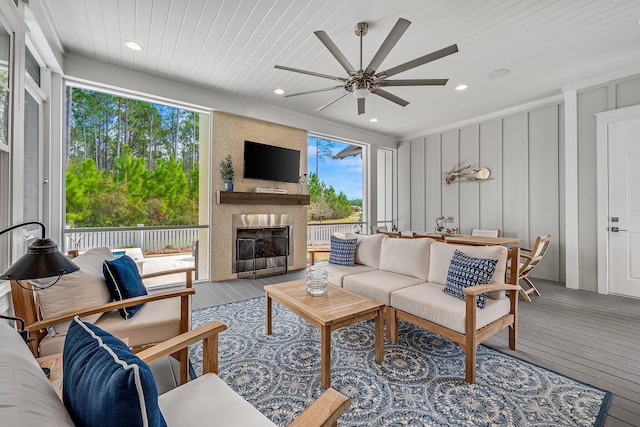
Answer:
[{"left": 41, "top": 0, "right": 640, "bottom": 140}]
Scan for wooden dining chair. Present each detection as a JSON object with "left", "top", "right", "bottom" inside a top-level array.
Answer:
[
  {"left": 516, "top": 234, "right": 552, "bottom": 302},
  {"left": 471, "top": 229, "right": 501, "bottom": 237}
]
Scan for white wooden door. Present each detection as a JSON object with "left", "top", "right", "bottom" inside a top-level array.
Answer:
[{"left": 608, "top": 118, "right": 640, "bottom": 297}]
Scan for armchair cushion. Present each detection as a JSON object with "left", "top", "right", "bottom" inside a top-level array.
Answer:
[
  {"left": 442, "top": 250, "right": 497, "bottom": 309},
  {"left": 103, "top": 255, "right": 147, "bottom": 319},
  {"left": 37, "top": 246, "right": 114, "bottom": 335},
  {"left": 63, "top": 317, "right": 167, "bottom": 427},
  {"left": 159, "top": 373, "right": 277, "bottom": 426},
  {"left": 329, "top": 235, "right": 357, "bottom": 267}
]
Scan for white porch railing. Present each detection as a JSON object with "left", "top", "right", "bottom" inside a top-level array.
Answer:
[
  {"left": 307, "top": 222, "right": 365, "bottom": 246},
  {"left": 65, "top": 222, "right": 366, "bottom": 253},
  {"left": 64, "top": 225, "right": 206, "bottom": 253}
]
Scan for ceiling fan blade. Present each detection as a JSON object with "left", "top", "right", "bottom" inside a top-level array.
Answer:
[
  {"left": 375, "top": 44, "right": 459, "bottom": 79},
  {"left": 314, "top": 31, "right": 357, "bottom": 76},
  {"left": 275, "top": 65, "right": 346, "bottom": 82},
  {"left": 284, "top": 86, "right": 344, "bottom": 97},
  {"left": 358, "top": 98, "right": 365, "bottom": 115},
  {"left": 317, "top": 92, "right": 349, "bottom": 112},
  {"left": 372, "top": 88, "right": 409, "bottom": 107},
  {"left": 379, "top": 78, "right": 449, "bottom": 87},
  {"left": 365, "top": 18, "right": 411, "bottom": 75}
]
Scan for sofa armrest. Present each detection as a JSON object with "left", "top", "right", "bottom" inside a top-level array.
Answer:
[
  {"left": 462, "top": 283, "right": 519, "bottom": 296},
  {"left": 142, "top": 267, "right": 195, "bottom": 288},
  {"left": 138, "top": 321, "right": 227, "bottom": 374},
  {"left": 27, "top": 288, "right": 195, "bottom": 332},
  {"left": 288, "top": 388, "right": 351, "bottom": 427}
]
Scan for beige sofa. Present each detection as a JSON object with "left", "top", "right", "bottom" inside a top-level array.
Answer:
[
  {"left": 320, "top": 233, "right": 520, "bottom": 383},
  {"left": 0, "top": 319, "right": 350, "bottom": 426}
]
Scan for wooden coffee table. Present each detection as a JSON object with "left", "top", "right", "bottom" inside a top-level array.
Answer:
[{"left": 265, "top": 279, "right": 384, "bottom": 388}]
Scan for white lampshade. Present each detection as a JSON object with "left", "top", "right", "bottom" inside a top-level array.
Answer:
[{"left": 352, "top": 88, "right": 370, "bottom": 98}]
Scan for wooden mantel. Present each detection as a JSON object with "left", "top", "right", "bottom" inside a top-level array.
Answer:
[{"left": 216, "top": 191, "right": 310, "bottom": 205}]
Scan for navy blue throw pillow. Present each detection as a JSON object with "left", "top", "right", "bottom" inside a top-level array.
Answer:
[
  {"left": 443, "top": 249, "right": 498, "bottom": 309},
  {"left": 329, "top": 235, "right": 357, "bottom": 267},
  {"left": 63, "top": 317, "right": 167, "bottom": 427},
  {"left": 103, "top": 255, "right": 147, "bottom": 319}
]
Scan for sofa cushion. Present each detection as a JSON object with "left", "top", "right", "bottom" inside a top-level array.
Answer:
[
  {"left": 378, "top": 237, "right": 433, "bottom": 280},
  {"left": 103, "top": 255, "right": 148, "bottom": 319},
  {"left": 428, "top": 242, "right": 508, "bottom": 299},
  {"left": 63, "top": 317, "right": 167, "bottom": 427},
  {"left": 0, "top": 323, "right": 75, "bottom": 426},
  {"left": 343, "top": 270, "right": 424, "bottom": 305},
  {"left": 347, "top": 232, "right": 385, "bottom": 268},
  {"left": 329, "top": 235, "right": 357, "bottom": 267},
  {"left": 391, "top": 283, "right": 511, "bottom": 334},
  {"left": 159, "top": 373, "right": 276, "bottom": 426},
  {"left": 37, "top": 246, "right": 114, "bottom": 335},
  {"left": 40, "top": 297, "right": 182, "bottom": 357},
  {"left": 320, "top": 263, "right": 377, "bottom": 287},
  {"left": 442, "top": 250, "right": 497, "bottom": 309}
]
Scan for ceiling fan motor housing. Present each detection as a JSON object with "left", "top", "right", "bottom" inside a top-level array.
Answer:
[{"left": 355, "top": 22, "right": 368, "bottom": 36}]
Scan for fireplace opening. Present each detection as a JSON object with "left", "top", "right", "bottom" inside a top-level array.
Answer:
[{"left": 235, "top": 226, "right": 289, "bottom": 278}]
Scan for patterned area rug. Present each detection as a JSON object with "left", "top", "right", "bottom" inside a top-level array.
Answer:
[{"left": 189, "top": 297, "right": 610, "bottom": 427}]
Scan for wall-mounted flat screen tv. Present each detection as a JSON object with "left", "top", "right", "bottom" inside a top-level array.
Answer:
[{"left": 243, "top": 141, "right": 301, "bottom": 183}]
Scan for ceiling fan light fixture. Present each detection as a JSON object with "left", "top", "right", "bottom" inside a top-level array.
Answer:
[
  {"left": 274, "top": 88, "right": 285, "bottom": 95},
  {"left": 455, "top": 84, "right": 468, "bottom": 91},
  {"left": 369, "top": 118, "right": 378, "bottom": 123},
  {"left": 353, "top": 88, "right": 370, "bottom": 98}
]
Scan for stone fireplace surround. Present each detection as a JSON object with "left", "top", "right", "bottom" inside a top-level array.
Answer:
[{"left": 209, "top": 111, "right": 308, "bottom": 281}]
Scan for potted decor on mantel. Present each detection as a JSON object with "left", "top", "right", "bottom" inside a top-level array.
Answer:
[{"left": 219, "top": 155, "right": 235, "bottom": 191}]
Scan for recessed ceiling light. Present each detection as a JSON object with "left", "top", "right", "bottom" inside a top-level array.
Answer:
[
  {"left": 488, "top": 68, "right": 510, "bottom": 79},
  {"left": 125, "top": 41, "right": 143, "bottom": 51},
  {"left": 455, "top": 84, "right": 468, "bottom": 91},
  {"left": 274, "top": 88, "right": 285, "bottom": 95}
]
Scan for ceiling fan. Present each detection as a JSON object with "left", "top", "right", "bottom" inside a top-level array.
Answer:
[{"left": 275, "top": 18, "right": 458, "bottom": 115}]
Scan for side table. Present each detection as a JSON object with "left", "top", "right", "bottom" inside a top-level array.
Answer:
[{"left": 37, "top": 353, "right": 64, "bottom": 398}]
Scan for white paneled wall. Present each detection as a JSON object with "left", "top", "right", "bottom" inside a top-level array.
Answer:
[
  {"left": 400, "top": 103, "right": 565, "bottom": 282},
  {"left": 398, "top": 73, "right": 640, "bottom": 289}
]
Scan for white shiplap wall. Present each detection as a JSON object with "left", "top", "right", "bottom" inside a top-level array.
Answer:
[
  {"left": 399, "top": 103, "right": 565, "bottom": 282},
  {"left": 399, "top": 73, "right": 640, "bottom": 288}
]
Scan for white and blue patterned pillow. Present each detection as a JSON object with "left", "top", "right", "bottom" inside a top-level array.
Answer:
[
  {"left": 443, "top": 249, "right": 498, "bottom": 309},
  {"left": 329, "top": 235, "right": 357, "bottom": 267}
]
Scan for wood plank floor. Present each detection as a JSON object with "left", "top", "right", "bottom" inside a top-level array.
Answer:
[{"left": 184, "top": 270, "right": 640, "bottom": 427}]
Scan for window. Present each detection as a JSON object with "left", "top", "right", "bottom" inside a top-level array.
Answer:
[
  {"left": 307, "top": 134, "right": 363, "bottom": 234},
  {"left": 64, "top": 86, "right": 210, "bottom": 281}
]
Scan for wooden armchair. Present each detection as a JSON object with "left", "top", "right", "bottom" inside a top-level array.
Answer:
[
  {"left": 516, "top": 234, "right": 552, "bottom": 302},
  {"left": 139, "top": 322, "right": 351, "bottom": 427},
  {"left": 11, "top": 247, "right": 196, "bottom": 384}
]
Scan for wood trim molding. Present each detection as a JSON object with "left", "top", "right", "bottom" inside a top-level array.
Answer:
[{"left": 216, "top": 191, "right": 310, "bottom": 205}]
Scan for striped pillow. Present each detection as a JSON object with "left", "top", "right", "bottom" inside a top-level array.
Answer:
[
  {"left": 63, "top": 317, "right": 166, "bottom": 427},
  {"left": 329, "top": 235, "right": 357, "bottom": 267}
]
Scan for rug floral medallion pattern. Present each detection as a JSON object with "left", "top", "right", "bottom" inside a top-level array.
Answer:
[{"left": 189, "top": 297, "right": 610, "bottom": 427}]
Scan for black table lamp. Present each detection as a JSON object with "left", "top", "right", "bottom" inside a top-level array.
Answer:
[{"left": 0, "top": 221, "right": 79, "bottom": 343}]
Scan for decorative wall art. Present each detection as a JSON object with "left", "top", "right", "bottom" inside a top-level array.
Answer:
[{"left": 443, "top": 164, "right": 492, "bottom": 185}]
